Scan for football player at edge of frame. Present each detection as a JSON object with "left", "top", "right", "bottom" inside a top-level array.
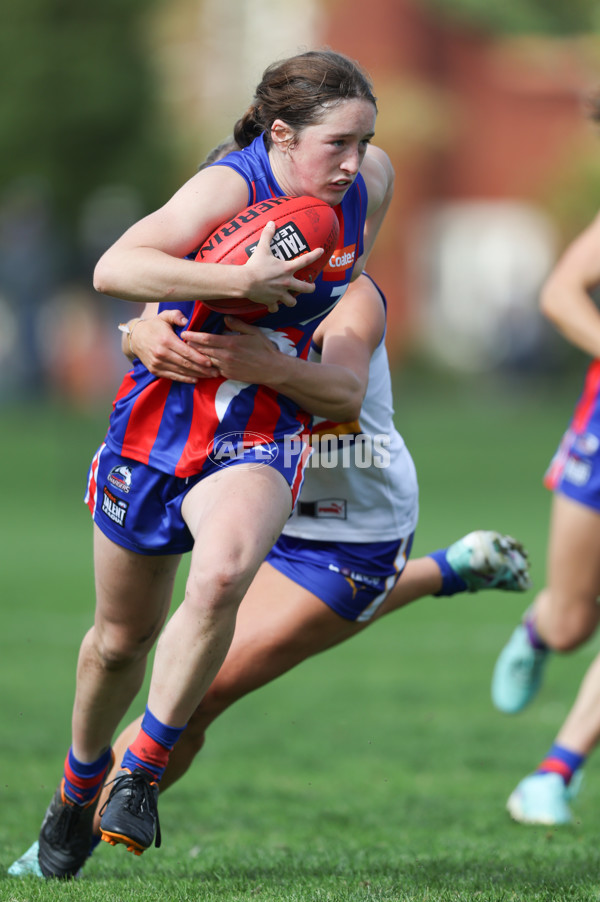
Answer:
[{"left": 491, "top": 90, "right": 600, "bottom": 824}]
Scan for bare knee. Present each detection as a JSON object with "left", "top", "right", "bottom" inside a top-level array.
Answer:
[
  {"left": 539, "top": 597, "right": 600, "bottom": 651},
  {"left": 185, "top": 560, "right": 257, "bottom": 618},
  {"left": 91, "top": 622, "right": 162, "bottom": 671},
  {"left": 548, "top": 623, "right": 594, "bottom": 652}
]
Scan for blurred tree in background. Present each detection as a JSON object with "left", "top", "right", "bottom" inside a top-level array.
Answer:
[
  {"left": 0, "top": 0, "right": 178, "bottom": 400},
  {"left": 0, "top": 0, "right": 597, "bottom": 400},
  {"left": 0, "top": 0, "right": 174, "bottom": 239},
  {"left": 426, "top": 0, "right": 599, "bottom": 35}
]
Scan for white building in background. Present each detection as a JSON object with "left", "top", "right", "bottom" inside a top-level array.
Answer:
[
  {"left": 148, "top": 0, "right": 324, "bottom": 169},
  {"left": 418, "top": 201, "right": 559, "bottom": 372}
]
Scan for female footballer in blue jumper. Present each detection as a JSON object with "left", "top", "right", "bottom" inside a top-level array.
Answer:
[
  {"left": 20, "top": 49, "right": 398, "bottom": 877},
  {"left": 10, "top": 270, "right": 529, "bottom": 877}
]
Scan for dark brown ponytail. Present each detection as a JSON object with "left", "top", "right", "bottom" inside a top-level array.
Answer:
[{"left": 233, "top": 49, "right": 377, "bottom": 149}]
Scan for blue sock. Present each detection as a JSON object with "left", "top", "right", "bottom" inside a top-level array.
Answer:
[
  {"left": 428, "top": 548, "right": 468, "bottom": 597},
  {"left": 120, "top": 706, "right": 186, "bottom": 781},
  {"left": 537, "top": 743, "right": 585, "bottom": 785}
]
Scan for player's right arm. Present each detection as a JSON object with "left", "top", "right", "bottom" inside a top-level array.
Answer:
[
  {"left": 93, "top": 166, "right": 319, "bottom": 310},
  {"left": 540, "top": 212, "right": 600, "bottom": 358}
]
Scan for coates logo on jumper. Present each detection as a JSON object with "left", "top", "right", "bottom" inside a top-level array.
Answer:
[
  {"left": 207, "top": 431, "right": 279, "bottom": 470},
  {"left": 107, "top": 464, "right": 132, "bottom": 494},
  {"left": 321, "top": 245, "right": 356, "bottom": 281},
  {"left": 245, "top": 222, "right": 309, "bottom": 264}
]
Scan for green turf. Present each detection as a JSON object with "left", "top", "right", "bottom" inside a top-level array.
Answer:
[{"left": 3, "top": 370, "right": 600, "bottom": 900}]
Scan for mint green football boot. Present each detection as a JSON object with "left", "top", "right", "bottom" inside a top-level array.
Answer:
[
  {"left": 491, "top": 622, "right": 549, "bottom": 713},
  {"left": 8, "top": 841, "right": 44, "bottom": 878},
  {"left": 506, "top": 771, "right": 583, "bottom": 825},
  {"left": 446, "top": 531, "right": 531, "bottom": 592}
]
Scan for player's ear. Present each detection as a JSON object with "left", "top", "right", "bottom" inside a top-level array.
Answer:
[{"left": 271, "top": 120, "right": 294, "bottom": 150}]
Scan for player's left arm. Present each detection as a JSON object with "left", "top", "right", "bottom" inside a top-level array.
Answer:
[
  {"left": 352, "top": 145, "right": 395, "bottom": 277},
  {"left": 182, "top": 274, "right": 385, "bottom": 421}
]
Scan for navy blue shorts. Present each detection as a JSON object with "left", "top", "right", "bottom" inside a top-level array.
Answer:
[
  {"left": 544, "top": 361, "right": 600, "bottom": 513},
  {"left": 86, "top": 445, "right": 414, "bottom": 622},
  {"left": 545, "top": 426, "right": 600, "bottom": 513},
  {"left": 85, "top": 444, "right": 200, "bottom": 555},
  {"left": 265, "top": 532, "right": 414, "bottom": 622},
  {"left": 85, "top": 438, "right": 312, "bottom": 556}
]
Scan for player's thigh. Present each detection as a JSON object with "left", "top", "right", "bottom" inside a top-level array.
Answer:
[
  {"left": 93, "top": 523, "right": 181, "bottom": 641},
  {"left": 546, "top": 493, "right": 600, "bottom": 606},
  {"left": 181, "top": 464, "right": 293, "bottom": 599}
]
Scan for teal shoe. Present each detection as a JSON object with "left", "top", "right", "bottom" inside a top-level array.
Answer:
[
  {"left": 8, "top": 841, "right": 44, "bottom": 878},
  {"left": 446, "top": 531, "right": 531, "bottom": 592},
  {"left": 491, "top": 623, "right": 549, "bottom": 713},
  {"left": 8, "top": 835, "right": 97, "bottom": 879},
  {"left": 507, "top": 771, "right": 582, "bottom": 825}
]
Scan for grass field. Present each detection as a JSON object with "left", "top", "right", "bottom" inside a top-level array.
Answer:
[{"left": 2, "top": 368, "right": 600, "bottom": 900}]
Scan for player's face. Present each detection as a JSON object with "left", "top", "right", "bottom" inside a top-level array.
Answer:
[{"left": 271, "top": 98, "right": 376, "bottom": 206}]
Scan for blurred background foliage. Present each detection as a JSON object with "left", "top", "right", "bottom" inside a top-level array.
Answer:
[
  {"left": 0, "top": 0, "right": 174, "bottom": 235},
  {"left": 1, "top": 0, "right": 597, "bottom": 241},
  {"left": 0, "top": 0, "right": 598, "bottom": 403},
  {"left": 426, "top": 0, "right": 599, "bottom": 36}
]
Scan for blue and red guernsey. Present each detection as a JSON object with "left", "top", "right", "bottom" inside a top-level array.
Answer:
[{"left": 105, "top": 134, "right": 367, "bottom": 478}]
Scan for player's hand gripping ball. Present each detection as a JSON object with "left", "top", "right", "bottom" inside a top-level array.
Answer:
[{"left": 196, "top": 196, "right": 340, "bottom": 314}]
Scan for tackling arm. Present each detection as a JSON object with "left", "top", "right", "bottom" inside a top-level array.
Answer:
[
  {"left": 120, "top": 302, "right": 218, "bottom": 381},
  {"left": 182, "top": 274, "right": 385, "bottom": 421}
]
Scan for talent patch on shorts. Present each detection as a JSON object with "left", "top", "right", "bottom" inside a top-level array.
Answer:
[
  {"left": 101, "top": 486, "right": 129, "bottom": 527},
  {"left": 562, "top": 457, "right": 591, "bottom": 487}
]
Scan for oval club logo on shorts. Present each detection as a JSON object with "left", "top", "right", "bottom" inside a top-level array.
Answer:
[
  {"left": 107, "top": 464, "right": 133, "bottom": 494},
  {"left": 206, "top": 432, "right": 279, "bottom": 470}
]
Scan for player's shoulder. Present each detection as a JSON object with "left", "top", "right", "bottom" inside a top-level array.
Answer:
[
  {"left": 315, "top": 274, "right": 385, "bottom": 350},
  {"left": 360, "top": 145, "right": 394, "bottom": 213},
  {"left": 363, "top": 145, "right": 394, "bottom": 182}
]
